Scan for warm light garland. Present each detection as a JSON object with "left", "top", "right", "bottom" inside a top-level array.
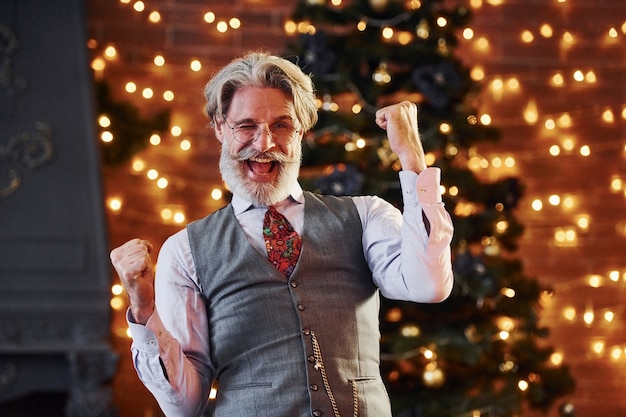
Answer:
[{"left": 94, "top": 3, "right": 626, "bottom": 413}]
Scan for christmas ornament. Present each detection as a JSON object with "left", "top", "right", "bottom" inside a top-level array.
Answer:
[
  {"left": 298, "top": 31, "right": 337, "bottom": 78},
  {"left": 422, "top": 362, "right": 445, "bottom": 388},
  {"left": 368, "top": 0, "right": 389, "bottom": 13},
  {"left": 313, "top": 163, "right": 364, "bottom": 195},
  {"left": 559, "top": 401, "right": 575, "bottom": 417},
  {"left": 372, "top": 62, "right": 391, "bottom": 85},
  {"left": 411, "top": 60, "right": 462, "bottom": 109}
]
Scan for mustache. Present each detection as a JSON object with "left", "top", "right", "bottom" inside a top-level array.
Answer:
[{"left": 234, "top": 148, "right": 298, "bottom": 164}]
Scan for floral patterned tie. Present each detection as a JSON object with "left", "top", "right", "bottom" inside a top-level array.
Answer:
[{"left": 263, "top": 206, "right": 302, "bottom": 278}]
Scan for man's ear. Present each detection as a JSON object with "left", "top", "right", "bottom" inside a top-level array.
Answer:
[{"left": 213, "top": 120, "right": 225, "bottom": 143}]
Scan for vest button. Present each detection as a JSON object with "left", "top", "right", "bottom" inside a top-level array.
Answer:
[
  {"left": 312, "top": 410, "right": 322, "bottom": 417},
  {"left": 302, "top": 328, "right": 311, "bottom": 335},
  {"left": 298, "top": 304, "right": 305, "bottom": 311},
  {"left": 290, "top": 281, "right": 298, "bottom": 288},
  {"left": 308, "top": 355, "right": 315, "bottom": 363},
  {"left": 310, "top": 384, "right": 318, "bottom": 391}
]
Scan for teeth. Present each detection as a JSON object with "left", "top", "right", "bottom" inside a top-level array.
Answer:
[{"left": 250, "top": 157, "right": 272, "bottom": 163}]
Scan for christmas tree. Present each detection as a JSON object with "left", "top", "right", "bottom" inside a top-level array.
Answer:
[{"left": 283, "top": 0, "right": 575, "bottom": 416}]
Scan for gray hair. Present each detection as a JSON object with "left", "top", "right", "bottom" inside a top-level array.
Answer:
[{"left": 204, "top": 51, "right": 318, "bottom": 132}]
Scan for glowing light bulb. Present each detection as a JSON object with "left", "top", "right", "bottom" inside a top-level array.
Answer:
[
  {"left": 608, "top": 270, "right": 620, "bottom": 282},
  {"left": 284, "top": 20, "right": 297, "bottom": 35},
  {"left": 147, "top": 169, "right": 158, "bottom": 180},
  {"left": 563, "top": 307, "right": 576, "bottom": 321},
  {"left": 180, "top": 139, "right": 191, "bottom": 151},
  {"left": 521, "top": 30, "right": 534, "bottom": 43},
  {"left": 163, "top": 90, "right": 174, "bottom": 101},
  {"left": 588, "top": 275, "right": 602, "bottom": 288},
  {"left": 471, "top": 66, "right": 485, "bottom": 81},
  {"left": 104, "top": 45, "right": 117, "bottom": 59},
  {"left": 585, "top": 70, "right": 597, "bottom": 83},
  {"left": 108, "top": 197, "right": 122, "bottom": 212},
  {"left": 579, "top": 145, "right": 591, "bottom": 156},
  {"left": 154, "top": 55, "right": 165, "bottom": 66},
  {"left": 562, "top": 138, "right": 575, "bottom": 151},
  {"left": 171, "top": 126, "right": 182, "bottom": 136},
  {"left": 100, "top": 131, "right": 113, "bottom": 143},
  {"left": 548, "top": 142, "right": 561, "bottom": 157},
  {"left": 125, "top": 81, "right": 137, "bottom": 93},
  {"left": 550, "top": 72, "right": 565, "bottom": 87},
  {"left": 610, "top": 177, "right": 623, "bottom": 192},
  {"left": 591, "top": 340, "right": 604, "bottom": 354},
  {"left": 173, "top": 212, "right": 186, "bottom": 224},
  {"left": 602, "top": 108, "right": 615, "bottom": 123},
  {"left": 142, "top": 87, "right": 154, "bottom": 99},
  {"left": 211, "top": 188, "right": 223, "bottom": 200},
  {"left": 562, "top": 195, "right": 574, "bottom": 209},
  {"left": 229, "top": 18, "right": 241, "bottom": 29},
  {"left": 475, "top": 36, "right": 489, "bottom": 50},
  {"left": 132, "top": 159, "right": 145, "bottom": 172},
  {"left": 561, "top": 31, "right": 575, "bottom": 46},
  {"left": 540, "top": 23, "right": 553, "bottom": 38},
  {"left": 216, "top": 21, "right": 228, "bottom": 33},
  {"left": 98, "top": 115, "right": 111, "bottom": 128},
  {"left": 148, "top": 11, "right": 161, "bottom": 23},
  {"left": 557, "top": 113, "right": 573, "bottom": 127},
  {"left": 573, "top": 70, "right": 584, "bottom": 82},
  {"left": 523, "top": 100, "right": 538, "bottom": 124},
  {"left": 91, "top": 57, "right": 106, "bottom": 71},
  {"left": 550, "top": 352, "right": 563, "bottom": 366},
  {"left": 204, "top": 12, "right": 216, "bottom": 24},
  {"left": 133, "top": 1, "right": 145, "bottom": 12},
  {"left": 157, "top": 177, "right": 169, "bottom": 189},
  {"left": 190, "top": 59, "right": 202, "bottom": 72}
]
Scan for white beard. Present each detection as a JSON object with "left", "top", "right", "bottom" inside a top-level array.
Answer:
[{"left": 219, "top": 145, "right": 302, "bottom": 206}]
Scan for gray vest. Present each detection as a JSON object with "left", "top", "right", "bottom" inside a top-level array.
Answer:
[{"left": 187, "top": 192, "right": 392, "bottom": 417}]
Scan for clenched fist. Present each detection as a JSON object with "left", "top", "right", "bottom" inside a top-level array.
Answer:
[
  {"left": 375, "top": 101, "right": 427, "bottom": 174},
  {"left": 110, "top": 238, "right": 155, "bottom": 325}
]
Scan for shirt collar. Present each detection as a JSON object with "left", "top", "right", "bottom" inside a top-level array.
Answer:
[{"left": 231, "top": 182, "right": 305, "bottom": 215}]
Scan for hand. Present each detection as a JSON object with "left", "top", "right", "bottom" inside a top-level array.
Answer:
[
  {"left": 375, "top": 101, "right": 427, "bottom": 173},
  {"left": 110, "top": 238, "right": 155, "bottom": 325}
]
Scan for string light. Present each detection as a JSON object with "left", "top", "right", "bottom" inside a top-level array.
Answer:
[{"left": 95, "top": 4, "right": 626, "bottom": 412}]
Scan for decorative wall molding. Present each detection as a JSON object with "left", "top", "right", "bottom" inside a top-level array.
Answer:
[
  {"left": 0, "top": 24, "right": 28, "bottom": 118},
  {"left": 0, "top": 22, "right": 53, "bottom": 198},
  {"left": 0, "top": 122, "right": 54, "bottom": 198}
]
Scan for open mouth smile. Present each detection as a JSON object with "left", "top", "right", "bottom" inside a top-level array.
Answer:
[{"left": 246, "top": 156, "right": 277, "bottom": 176}]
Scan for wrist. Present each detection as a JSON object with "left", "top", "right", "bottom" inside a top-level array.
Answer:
[{"left": 130, "top": 301, "right": 155, "bottom": 325}]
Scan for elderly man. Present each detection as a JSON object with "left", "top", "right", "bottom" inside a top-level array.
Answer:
[{"left": 110, "top": 52, "right": 453, "bottom": 417}]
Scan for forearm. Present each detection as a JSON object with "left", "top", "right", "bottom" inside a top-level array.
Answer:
[{"left": 129, "top": 309, "right": 212, "bottom": 416}]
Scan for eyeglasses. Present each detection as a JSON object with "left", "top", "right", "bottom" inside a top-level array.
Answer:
[{"left": 223, "top": 118, "right": 300, "bottom": 145}]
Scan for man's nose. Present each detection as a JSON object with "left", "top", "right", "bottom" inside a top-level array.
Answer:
[{"left": 251, "top": 125, "right": 275, "bottom": 152}]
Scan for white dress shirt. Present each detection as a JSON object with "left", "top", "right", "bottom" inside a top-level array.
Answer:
[{"left": 127, "top": 167, "right": 453, "bottom": 416}]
